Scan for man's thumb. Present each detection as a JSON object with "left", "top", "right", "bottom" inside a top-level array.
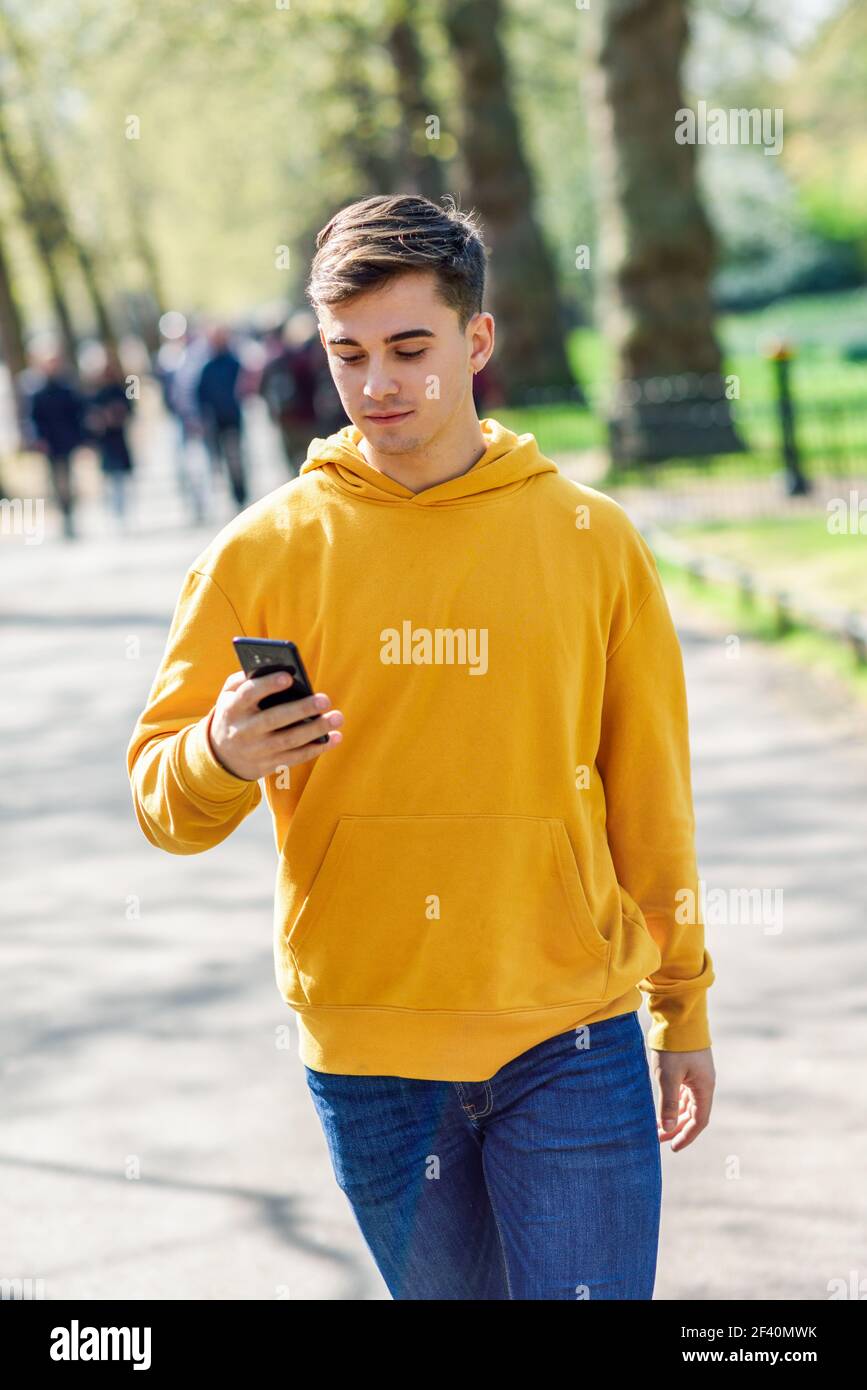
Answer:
[{"left": 659, "top": 1082, "right": 681, "bottom": 1131}]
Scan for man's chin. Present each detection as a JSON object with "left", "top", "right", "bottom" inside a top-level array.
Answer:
[
  {"left": 357, "top": 420, "right": 427, "bottom": 455},
  {"left": 366, "top": 433, "right": 425, "bottom": 455}
]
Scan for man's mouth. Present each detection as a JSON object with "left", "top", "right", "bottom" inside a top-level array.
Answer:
[{"left": 365, "top": 409, "right": 414, "bottom": 423}]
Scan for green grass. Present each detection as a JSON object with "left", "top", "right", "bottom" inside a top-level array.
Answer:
[
  {"left": 669, "top": 515, "right": 867, "bottom": 614},
  {"left": 653, "top": 551, "right": 867, "bottom": 710},
  {"left": 496, "top": 402, "right": 605, "bottom": 455},
  {"left": 719, "top": 288, "right": 867, "bottom": 361}
]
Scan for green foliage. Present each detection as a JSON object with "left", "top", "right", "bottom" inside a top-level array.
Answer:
[
  {"left": 0, "top": 0, "right": 862, "bottom": 336},
  {"left": 784, "top": 0, "right": 867, "bottom": 244}
]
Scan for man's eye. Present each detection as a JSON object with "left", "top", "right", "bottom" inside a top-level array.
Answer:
[{"left": 335, "top": 347, "right": 426, "bottom": 364}]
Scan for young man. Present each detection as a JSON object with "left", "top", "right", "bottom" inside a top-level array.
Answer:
[{"left": 127, "top": 193, "right": 716, "bottom": 1301}]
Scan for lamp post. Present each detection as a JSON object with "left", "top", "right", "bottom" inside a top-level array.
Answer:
[{"left": 764, "top": 338, "right": 809, "bottom": 496}]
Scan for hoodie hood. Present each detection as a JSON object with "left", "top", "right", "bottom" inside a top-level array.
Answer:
[{"left": 298, "top": 415, "right": 558, "bottom": 506}]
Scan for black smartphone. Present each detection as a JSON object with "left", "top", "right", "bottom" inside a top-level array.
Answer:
[{"left": 232, "top": 637, "right": 330, "bottom": 745}]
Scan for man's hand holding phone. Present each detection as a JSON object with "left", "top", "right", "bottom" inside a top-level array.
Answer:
[{"left": 207, "top": 668, "right": 344, "bottom": 782}]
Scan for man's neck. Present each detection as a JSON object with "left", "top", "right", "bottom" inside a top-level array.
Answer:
[{"left": 358, "top": 410, "right": 487, "bottom": 496}]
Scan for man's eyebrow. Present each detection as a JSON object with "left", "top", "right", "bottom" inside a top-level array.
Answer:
[{"left": 327, "top": 329, "right": 436, "bottom": 347}]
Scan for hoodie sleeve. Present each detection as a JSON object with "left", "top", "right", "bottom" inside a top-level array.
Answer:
[
  {"left": 595, "top": 567, "right": 715, "bottom": 1052},
  {"left": 126, "top": 566, "right": 262, "bottom": 854}
]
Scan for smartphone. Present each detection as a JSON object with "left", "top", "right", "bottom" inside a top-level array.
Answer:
[{"left": 232, "top": 637, "right": 330, "bottom": 744}]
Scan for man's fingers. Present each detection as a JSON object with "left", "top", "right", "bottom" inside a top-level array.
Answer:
[
  {"left": 658, "top": 1092, "right": 692, "bottom": 1141},
  {"left": 232, "top": 672, "right": 334, "bottom": 731},
  {"left": 268, "top": 729, "right": 343, "bottom": 774},
  {"left": 260, "top": 690, "right": 332, "bottom": 732},
  {"left": 668, "top": 1098, "right": 711, "bottom": 1152},
  {"left": 658, "top": 1078, "right": 685, "bottom": 1136},
  {"left": 651, "top": 1051, "right": 715, "bottom": 1150},
  {"left": 271, "top": 709, "right": 343, "bottom": 751},
  {"left": 657, "top": 1087, "right": 711, "bottom": 1150},
  {"left": 212, "top": 667, "right": 344, "bottom": 780},
  {"left": 294, "top": 729, "right": 343, "bottom": 759},
  {"left": 234, "top": 670, "right": 295, "bottom": 708},
  {"left": 666, "top": 1115, "right": 699, "bottom": 1151}
]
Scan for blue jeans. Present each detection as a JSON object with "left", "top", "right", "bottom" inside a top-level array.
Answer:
[{"left": 304, "top": 1009, "right": 662, "bottom": 1300}]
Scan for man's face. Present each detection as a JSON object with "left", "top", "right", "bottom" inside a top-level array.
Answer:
[{"left": 317, "top": 269, "right": 493, "bottom": 455}]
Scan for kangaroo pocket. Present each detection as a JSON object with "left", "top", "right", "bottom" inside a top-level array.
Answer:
[{"left": 287, "top": 815, "right": 611, "bottom": 1012}]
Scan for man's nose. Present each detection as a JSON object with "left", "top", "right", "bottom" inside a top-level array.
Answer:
[{"left": 362, "top": 362, "right": 400, "bottom": 400}]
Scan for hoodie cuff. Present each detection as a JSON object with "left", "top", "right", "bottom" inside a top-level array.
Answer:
[
  {"left": 646, "top": 989, "right": 712, "bottom": 1052},
  {"left": 180, "top": 709, "right": 258, "bottom": 801}
]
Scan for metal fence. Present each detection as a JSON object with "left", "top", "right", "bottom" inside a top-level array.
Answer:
[{"left": 594, "top": 390, "right": 866, "bottom": 526}]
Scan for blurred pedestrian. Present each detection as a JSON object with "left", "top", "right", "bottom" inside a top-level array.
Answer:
[
  {"left": 196, "top": 323, "right": 248, "bottom": 508},
  {"left": 83, "top": 352, "right": 136, "bottom": 531},
  {"left": 156, "top": 330, "right": 212, "bottom": 526},
  {"left": 23, "top": 348, "right": 87, "bottom": 540},
  {"left": 259, "top": 310, "right": 319, "bottom": 477}
]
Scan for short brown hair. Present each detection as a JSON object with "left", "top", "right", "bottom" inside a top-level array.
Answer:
[{"left": 306, "top": 194, "right": 487, "bottom": 332}]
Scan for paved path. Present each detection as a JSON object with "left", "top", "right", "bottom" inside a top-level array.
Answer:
[{"left": 3, "top": 398, "right": 866, "bottom": 1299}]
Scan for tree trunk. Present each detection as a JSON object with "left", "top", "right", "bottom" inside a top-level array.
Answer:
[
  {"left": 22, "top": 109, "right": 122, "bottom": 366},
  {"left": 441, "top": 0, "right": 580, "bottom": 403},
  {"left": 0, "top": 14, "right": 80, "bottom": 372},
  {"left": 583, "top": 0, "right": 743, "bottom": 462},
  {"left": 385, "top": 0, "right": 445, "bottom": 201},
  {"left": 0, "top": 10, "right": 120, "bottom": 369},
  {"left": 72, "top": 235, "right": 121, "bottom": 368},
  {"left": 321, "top": 13, "right": 398, "bottom": 196},
  {"left": 125, "top": 186, "right": 166, "bottom": 355},
  {"left": 0, "top": 219, "right": 27, "bottom": 454},
  {"left": 0, "top": 220, "right": 27, "bottom": 378},
  {"left": 0, "top": 107, "right": 79, "bottom": 372}
]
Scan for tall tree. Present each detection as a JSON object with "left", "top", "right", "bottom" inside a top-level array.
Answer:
[
  {"left": 119, "top": 169, "right": 166, "bottom": 355},
  {"left": 440, "top": 0, "right": 579, "bottom": 402},
  {"left": 385, "top": 0, "right": 445, "bottom": 200},
  {"left": 0, "top": 101, "right": 79, "bottom": 369},
  {"left": 583, "top": 0, "right": 742, "bottom": 461},
  {"left": 0, "top": 9, "right": 120, "bottom": 365},
  {"left": 298, "top": 7, "right": 398, "bottom": 197}
]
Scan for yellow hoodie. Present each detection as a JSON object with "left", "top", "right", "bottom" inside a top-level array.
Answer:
[{"left": 126, "top": 416, "right": 714, "bottom": 1080}]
